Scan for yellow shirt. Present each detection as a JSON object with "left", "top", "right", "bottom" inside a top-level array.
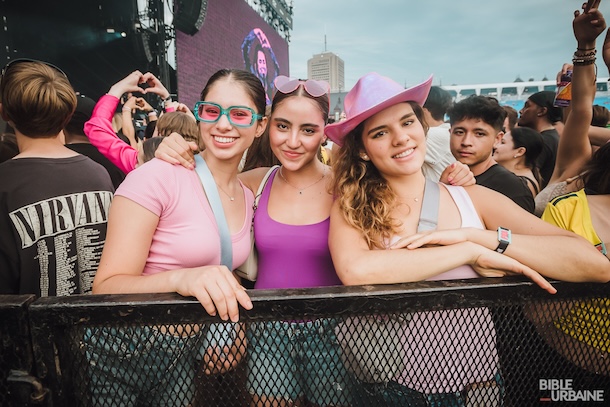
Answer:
[
  {"left": 542, "top": 189, "right": 606, "bottom": 255},
  {"left": 542, "top": 189, "right": 609, "bottom": 352},
  {"left": 320, "top": 145, "right": 330, "bottom": 165}
]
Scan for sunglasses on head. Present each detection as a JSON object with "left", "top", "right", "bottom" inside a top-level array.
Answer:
[
  {"left": 274, "top": 76, "right": 330, "bottom": 98},
  {"left": 193, "top": 101, "right": 262, "bottom": 128},
  {"left": 1, "top": 58, "right": 67, "bottom": 89}
]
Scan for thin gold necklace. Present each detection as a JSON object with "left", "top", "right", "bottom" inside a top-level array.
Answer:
[
  {"left": 279, "top": 166, "right": 326, "bottom": 195},
  {"left": 216, "top": 183, "right": 236, "bottom": 201}
]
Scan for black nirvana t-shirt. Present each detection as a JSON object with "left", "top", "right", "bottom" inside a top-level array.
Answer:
[{"left": 0, "top": 155, "right": 114, "bottom": 296}]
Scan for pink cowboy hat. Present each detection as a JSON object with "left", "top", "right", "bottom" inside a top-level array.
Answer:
[{"left": 326, "top": 72, "right": 433, "bottom": 146}]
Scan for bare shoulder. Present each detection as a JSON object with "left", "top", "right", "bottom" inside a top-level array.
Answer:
[
  {"left": 460, "top": 184, "right": 515, "bottom": 207},
  {"left": 238, "top": 166, "right": 273, "bottom": 193},
  {"left": 462, "top": 185, "right": 572, "bottom": 235}
]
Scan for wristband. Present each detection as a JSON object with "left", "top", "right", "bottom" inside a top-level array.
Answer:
[
  {"left": 159, "top": 95, "right": 173, "bottom": 113},
  {"left": 148, "top": 110, "right": 158, "bottom": 116},
  {"left": 495, "top": 227, "right": 511, "bottom": 254},
  {"left": 165, "top": 106, "right": 175, "bottom": 113},
  {"left": 122, "top": 107, "right": 132, "bottom": 113}
]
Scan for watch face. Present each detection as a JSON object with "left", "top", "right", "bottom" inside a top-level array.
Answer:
[{"left": 499, "top": 228, "right": 510, "bottom": 242}]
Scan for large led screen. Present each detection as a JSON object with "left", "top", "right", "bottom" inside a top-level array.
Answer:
[{"left": 175, "top": 0, "right": 290, "bottom": 109}]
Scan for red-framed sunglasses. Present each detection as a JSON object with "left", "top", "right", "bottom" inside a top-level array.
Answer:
[{"left": 274, "top": 76, "right": 330, "bottom": 98}]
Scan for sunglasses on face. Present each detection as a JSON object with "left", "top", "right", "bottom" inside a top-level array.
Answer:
[
  {"left": 0, "top": 58, "right": 67, "bottom": 88},
  {"left": 274, "top": 76, "right": 330, "bottom": 98},
  {"left": 193, "top": 101, "right": 262, "bottom": 128}
]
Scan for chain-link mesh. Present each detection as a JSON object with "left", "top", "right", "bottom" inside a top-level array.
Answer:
[
  {"left": 5, "top": 280, "right": 610, "bottom": 406},
  {"left": 0, "top": 295, "right": 36, "bottom": 407}
]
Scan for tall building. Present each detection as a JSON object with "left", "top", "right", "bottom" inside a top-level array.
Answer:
[{"left": 308, "top": 51, "right": 345, "bottom": 93}]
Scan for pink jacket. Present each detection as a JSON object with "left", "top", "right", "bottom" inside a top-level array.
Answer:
[{"left": 84, "top": 95, "right": 138, "bottom": 174}]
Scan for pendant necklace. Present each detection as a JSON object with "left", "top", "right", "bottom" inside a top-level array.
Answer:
[
  {"left": 216, "top": 183, "right": 235, "bottom": 201},
  {"left": 279, "top": 166, "right": 326, "bottom": 195}
]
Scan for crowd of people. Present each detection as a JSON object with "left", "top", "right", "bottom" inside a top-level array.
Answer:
[{"left": 1, "top": 2, "right": 610, "bottom": 406}]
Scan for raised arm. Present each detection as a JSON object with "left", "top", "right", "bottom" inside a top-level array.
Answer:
[
  {"left": 84, "top": 71, "right": 149, "bottom": 173},
  {"left": 120, "top": 96, "right": 139, "bottom": 149},
  {"left": 588, "top": 125, "right": 610, "bottom": 146},
  {"left": 549, "top": 6, "right": 606, "bottom": 183}
]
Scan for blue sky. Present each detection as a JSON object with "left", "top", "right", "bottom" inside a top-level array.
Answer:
[{"left": 289, "top": 0, "right": 607, "bottom": 89}]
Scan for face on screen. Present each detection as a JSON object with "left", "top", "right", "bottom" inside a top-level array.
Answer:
[{"left": 256, "top": 50, "right": 267, "bottom": 79}]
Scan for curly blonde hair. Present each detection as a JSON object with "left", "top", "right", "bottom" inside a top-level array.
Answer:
[{"left": 331, "top": 101, "right": 428, "bottom": 249}]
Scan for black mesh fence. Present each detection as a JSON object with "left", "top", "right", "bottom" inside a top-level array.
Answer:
[
  {"left": 0, "top": 295, "right": 40, "bottom": 407},
  {"left": 2, "top": 278, "right": 610, "bottom": 406}
]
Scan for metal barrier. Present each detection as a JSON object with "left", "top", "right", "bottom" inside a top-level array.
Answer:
[
  {"left": 2, "top": 278, "right": 610, "bottom": 406},
  {"left": 0, "top": 295, "right": 41, "bottom": 407}
]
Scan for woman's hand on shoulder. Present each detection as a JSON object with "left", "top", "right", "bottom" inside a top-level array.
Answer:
[
  {"left": 155, "top": 132, "right": 198, "bottom": 169},
  {"left": 439, "top": 162, "right": 475, "bottom": 186},
  {"left": 171, "top": 265, "right": 252, "bottom": 322}
]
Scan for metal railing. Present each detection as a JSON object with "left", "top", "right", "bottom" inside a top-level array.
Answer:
[{"left": 2, "top": 277, "right": 609, "bottom": 406}]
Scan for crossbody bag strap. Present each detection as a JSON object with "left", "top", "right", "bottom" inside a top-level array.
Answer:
[
  {"left": 254, "top": 165, "right": 280, "bottom": 209},
  {"left": 417, "top": 179, "right": 440, "bottom": 232},
  {"left": 194, "top": 154, "right": 233, "bottom": 270}
]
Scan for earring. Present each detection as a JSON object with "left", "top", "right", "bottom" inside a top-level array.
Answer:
[
  {"left": 360, "top": 153, "right": 370, "bottom": 161},
  {"left": 513, "top": 155, "right": 518, "bottom": 158}
]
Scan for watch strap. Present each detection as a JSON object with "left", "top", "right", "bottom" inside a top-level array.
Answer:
[{"left": 495, "top": 227, "right": 511, "bottom": 254}]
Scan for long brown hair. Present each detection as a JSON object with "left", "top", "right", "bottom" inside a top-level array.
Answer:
[
  {"left": 242, "top": 82, "right": 330, "bottom": 171},
  {"left": 331, "top": 101, "right": 428, "bottom": 249}
]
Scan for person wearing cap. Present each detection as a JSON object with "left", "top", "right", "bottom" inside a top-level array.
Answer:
[
  {"left": 518, "top": 90, "right": 562, "bottom": 189},
  {"left": 325, "top": 71, "right": 610, "bottom": 405},
  {"left": 64, "top": 95, "right": 126, "bottom": 189},
  {"left": 0, "top": 59, "right": 114, "bottom": 297}
]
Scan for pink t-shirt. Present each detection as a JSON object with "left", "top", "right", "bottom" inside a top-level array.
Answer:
[
  {"left": 115, "top": 158, "right": 254, "bottom": 275},
  {"left": 398, "top": 185, "right": 499, "bottom": 393}
]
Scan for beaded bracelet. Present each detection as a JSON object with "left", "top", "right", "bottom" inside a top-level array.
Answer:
[
  {"left": 572, "top": 57, "right": 596, "bottom": 66},
  {"left": 574, "top": 50, "right": 597, "bottom": 58},
  {"left": 573, "top": 49, "right": 597, "bottom": 65}
]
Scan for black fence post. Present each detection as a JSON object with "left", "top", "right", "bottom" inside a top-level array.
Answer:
[{"left": 0, "top": 295, "right": 44, "bottom": 407}]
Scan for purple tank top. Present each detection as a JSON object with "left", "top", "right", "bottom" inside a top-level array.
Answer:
[{"left": 253, "top": 168, "right": 342, "bottom": 289}]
